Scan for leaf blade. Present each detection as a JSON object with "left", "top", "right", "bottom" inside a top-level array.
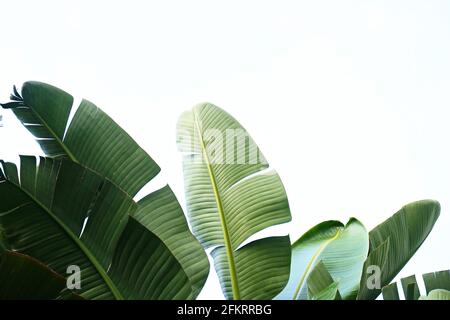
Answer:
[
  {"left": 357, "top": 200, "right": 440, "bottom": 300},
  {"left": 177, "top": 103, "right": 292, "bottom": 299},
  {"left": 277, "top": 218, "right": 369, "bottom": 300}
]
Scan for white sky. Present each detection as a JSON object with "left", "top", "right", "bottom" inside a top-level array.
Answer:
[{"left": 0, "top": 0, "right": 449, "bottom": 299}]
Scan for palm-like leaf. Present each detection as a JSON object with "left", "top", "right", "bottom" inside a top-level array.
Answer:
[
  {"left": 1, "top": 81, "right": 157, "bottom": 195},
  {"left": 0, "top": 157, "right": 192, "bottom": 300},
  {"left": 177, "top": 103, "right": 291, "bottom": 300},
  {"left": 277, "top": 218, "right": 368, "bottom": 300},
  {"left": 0, "top": 250, "right": 78, "bottom": 300},
  {"left": 1, "top": 81, "right": 209, "bottom": 297},
  {"left": 381, "top": 270, "right": 450, "bottom": 300},
  {"left": 357, "top": 200, "right": 440, "bottom": 300}
]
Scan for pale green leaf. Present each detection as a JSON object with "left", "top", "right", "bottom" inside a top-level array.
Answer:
[
  {"left": 177, "top": 103, "right": 291, "bottom": 300},
  {"left": 277, "top": 218, "right": 369, "bottom": 300}
]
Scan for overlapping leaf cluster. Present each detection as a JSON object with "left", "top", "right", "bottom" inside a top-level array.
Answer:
[
  {"left": 1, "top": 82, "right": 448, "bottom": 300},
  {"left": 0, "top": 82, "right": 209, "bottom": 300}
]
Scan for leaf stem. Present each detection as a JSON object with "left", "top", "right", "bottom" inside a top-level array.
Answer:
[{"left": 193, "top": 109, "right": 241, "bottom": 300}]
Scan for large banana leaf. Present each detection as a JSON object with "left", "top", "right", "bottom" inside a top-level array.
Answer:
[
  {"left": 0, "top": 157, "right": 192, "bottom": 300},
  {"left": 177, "top": 103, "right": 291, "bottom": 300},
  {"left": 1, "top": 81, "right": 209, "bottom": 297},
  {"left": 276, "top": 218, "right": 368, "bottom": 300},
  {"left": 357, "top": 200, "right": 440, "bottom": 300},
  {"left": 1, "top": 82, "right": 157, "bottom": 195},
  {"left": 0, "top": 250, "right": 77, "bottom": 300},
  {"left": 381, "top": 270, "right": 450, "bottom": 300}
]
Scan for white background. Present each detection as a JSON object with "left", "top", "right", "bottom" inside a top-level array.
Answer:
[{"left": 0, "top": 0, "right": 449, "bottom": 299}]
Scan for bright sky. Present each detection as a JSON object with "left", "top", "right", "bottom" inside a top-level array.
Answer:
[{"left": 0, "top": 1, "right": 449, "bottom": 299}]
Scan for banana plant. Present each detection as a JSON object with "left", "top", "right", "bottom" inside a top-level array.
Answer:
[
  {"left": 276, "top": 218, "right": 369, "bottom": 300},
  {"left": 282, "top": 200, "right": 441, "bottom": 300},
  {"left": 381, "top": 269, "right": 450, "bottom": 300},
  {"left": 0, "top": 157, "right": 194, "bottom": 299},
  {"left": 177, "top": 103, "right": 292, "bottom": 300},
  {"left": 0, "top": 82, "right": 209, "bottom": 299},
  {"left": 357, "top": 200, "right": 440, "bottom": 299}
]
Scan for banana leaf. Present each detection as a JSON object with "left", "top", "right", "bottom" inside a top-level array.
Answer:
[
  {"left": 177, "top": 103, "right": 291, "bottom": 300},
  {"left": 1, "top": 81, "right": 209, "bottom": 297},
  {"left": 0, "top": 157, "right": 192, "bottom": 299}
]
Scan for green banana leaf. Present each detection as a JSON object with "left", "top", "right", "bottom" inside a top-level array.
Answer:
[
  {"left": 2, "top": 82, "right": 157, "bottom": 195},
  {"left": 381, "top": 270, "right": 450, "bottom": 300},
  {"left": 0, "top": 250, "right": 79, "bottom": 300},
  {"left": 400, "top": 275, "right": 421, "bottom": 300},
  {"left": 381, "top": 282, "right": 400, "bottom": 300},
  {"left": 0, "top": 157, "right": 192, "bottom": 300},
  {"left": 358, "top": 200, "right": 440, "bottom": 300},
  {"left": 276, "top": 218, "right": 368, "bottom": 300},
  {"left": 177, "top": 103, "right": 291, "bottom": 300},
  {"left": 310, "top": 282, "right": 341, "bottom": 300},
  {"left": 1, "top": 81, "right": 209, "bottom": 298},
  {"left": 307, "top": 261, "right": 341, "bottom": 300},
  {"left": 423, "top": 270, "right": 450, "bottom": 293},
  {"left": 419, "top": 289, "right": 450, "bottom": 300}
]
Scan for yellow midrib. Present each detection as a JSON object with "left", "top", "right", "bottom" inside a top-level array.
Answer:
[{"left": 193, "top": 109, "right": 241, "bottom": 300}]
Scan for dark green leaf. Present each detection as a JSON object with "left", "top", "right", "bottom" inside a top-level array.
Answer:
[
  {"left": 0, "top": 251, "right": 69, "bottom": 300},
  {"left": 357, "top": 200, "right": 440, "bottom": 300},
  {"left": 0, "top": 157, "right": 191, "bottom": 300},
  {"left": 2, "top": 81, "right": 209, "bottom": 297},
  {"left": 401, "top": 275, "right": 420, "bottom": 300},
  {"left": 307, "top": 261, "right": 342, "bottom": 300},
  {"left": 381, "top": 282, "right": 400, "bottom": 300},
  {"left": 423, "top": 270, "right": 450, "bottom": 294}
]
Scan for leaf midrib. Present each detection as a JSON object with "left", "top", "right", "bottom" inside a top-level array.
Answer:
[
  {"left": 8, "top": 177, "right": 124, "bottom": 300},
  {"left": 22, "top": 105, "right": 79, "bottom": 163},
  {"left": 292, "top": 229, "right": 342, "bottom": 300},
  {"left": 192, "top": 109, "right": 241, "bottom": 300}
]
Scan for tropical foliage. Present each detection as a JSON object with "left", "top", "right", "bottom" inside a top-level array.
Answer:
[
  {"left": 282, "top": 200, "right": 442, "bottom": 300},
  {"left": 0, "top": 82, "right": 448, "bottom": 300},
  {"left": 381, "top": 269, "right": 450, "bottom": 300},
  {"left": 0, "top": 82, "right": 209, "bottom": 299},
  {"left": 177, "top": 103, "right": 292, "bottom": 300},
  {"left": 277, "top": 218, "right": 369, "bottom": 300}
]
